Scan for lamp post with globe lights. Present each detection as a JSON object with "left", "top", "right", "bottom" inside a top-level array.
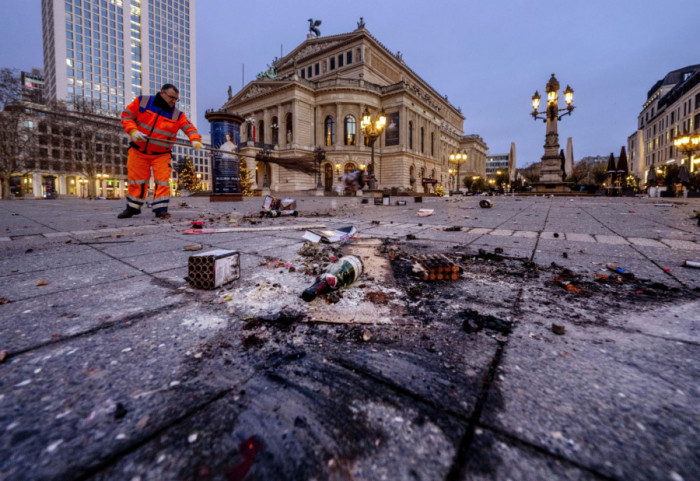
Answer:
[
  {"left": 360, "top": 107, "right": 387, "bottom": 189},
  {"left": 531, "top": 74, "right": 575, "bottom": 190}
]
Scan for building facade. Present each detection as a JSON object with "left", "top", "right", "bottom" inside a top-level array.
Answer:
[
  {"left": 221, "top": 25, "right": 487, "bottom": 193},
  {"left": 41, "top": 0, "right": 197, "bottom": 121},
  {"left": 485, "top": 152, "right": 509, "bottom": 178},
  {"left": 628, "top": 64, "right": 700, "bottom": 185},
  {"left": 10, "top": 0, "right": 204, "bottom": 198}
]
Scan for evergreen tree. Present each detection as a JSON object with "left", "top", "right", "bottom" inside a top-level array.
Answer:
[
  {"left": 178, "top": 157, "right": 200, "bottom": 191},
  {"left": 240, "top": 159, "right": 254, "bottom": 196}
]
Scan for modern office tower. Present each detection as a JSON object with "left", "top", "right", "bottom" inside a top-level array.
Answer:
[{"left": 41, "top": 0, "right": 196, "bottom": 121}]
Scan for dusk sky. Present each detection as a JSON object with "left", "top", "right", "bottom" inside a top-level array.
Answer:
[{"left": 1, "top": 0, "right": 697, "bottom": 167}]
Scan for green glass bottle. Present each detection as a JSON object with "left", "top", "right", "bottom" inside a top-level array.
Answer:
[{"left": 301, "top": 255, "right": 364, "bottom": 302}]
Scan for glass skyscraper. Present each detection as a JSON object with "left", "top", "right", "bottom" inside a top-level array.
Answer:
[{"left": 41, "top": 0, "right": 196, "bottom": 121}]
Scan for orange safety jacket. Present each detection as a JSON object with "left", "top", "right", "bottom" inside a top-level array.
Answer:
[{"left": 121, "top": 95, "right": 201, "bottom": 155}]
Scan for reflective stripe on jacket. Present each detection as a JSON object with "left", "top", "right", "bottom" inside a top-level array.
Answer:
[{"left": 121, "top": 95, "right": 201, "bottom": 155}]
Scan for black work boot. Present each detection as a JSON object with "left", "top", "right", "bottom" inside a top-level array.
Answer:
[
  {"left": 117, "top": 208, "right": 140, "bottom": 219},
  {"left": 154, "top": 211, "right": 170, "bottom": 219}
]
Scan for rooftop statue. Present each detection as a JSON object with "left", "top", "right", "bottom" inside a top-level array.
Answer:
[
  {"left": 308, "top": 18, "right": 321, "bottom": 37},
  {"left": 256, "top": 64, "right": 277, "bottom": 81}
]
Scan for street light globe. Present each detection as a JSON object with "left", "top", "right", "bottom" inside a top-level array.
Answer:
[
  {"left": 564, "top": 85, "right": 574, "bottom": 104},
  {"left": 532, "top": 91, "right": 541, "bottom": 110}
]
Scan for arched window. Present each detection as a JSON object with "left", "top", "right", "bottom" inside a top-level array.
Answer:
[
  {"left": 271, "top": 116, "right": 279, "bottom": 145},
  {"left": 408, "top": 121, "right": 413, "bottom": 149},
  {"left": 325, "top": 116, "right": 335, "bottom": 146},
  {"left": 344, "top": 115, "right": 356, "bottom": 145},
  {"left": 344, "top": 162, "right": 356, "bottom": 174},
  {"left": 257, "top": 120, "right": 264, "bottom": 144},
  {"left": 285, "top": 113, "right": 293, "bottom": 144},
  {"left": 420, "top": 127, "right": 425, "bottom": 153}
]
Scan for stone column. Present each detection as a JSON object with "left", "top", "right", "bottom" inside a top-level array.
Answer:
[
  {"left": 58, "top": 175, "right": 67, "bottom": 196},
  {"left": 32, "top": 172, "right": 42, "bottom": 198}
]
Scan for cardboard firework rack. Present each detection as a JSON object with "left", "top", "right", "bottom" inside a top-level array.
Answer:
[{"left": 187, "top": 249, "right": 240, "bottom": 289}]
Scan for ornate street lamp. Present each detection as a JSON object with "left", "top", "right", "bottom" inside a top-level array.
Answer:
[
  {"left": 360, "top": 107, "right": 387, "bottom": 189},
  {"left": 448, "top": 151, "right": 468, "bottom": 193},
  {"left": 531, "top": 74, "right": 575, "bottom": 187},
  {"left": 314, "top": 146, "right": 325, "bottom": 188},
  {"left": 673, "top": 129, "right": 700, "bottom": 173}
]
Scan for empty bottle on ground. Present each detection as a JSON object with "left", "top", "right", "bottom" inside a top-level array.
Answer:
[{"left": 301, "top": 255, "right": 364, "bottom": 302}]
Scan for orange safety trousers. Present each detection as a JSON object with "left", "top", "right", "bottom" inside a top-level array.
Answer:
[{"left": 125, "top": 148, "right": 172, "bottom": 213}]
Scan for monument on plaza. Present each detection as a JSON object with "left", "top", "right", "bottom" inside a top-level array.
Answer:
[{"left": 530, "top": 74, "right": 575, "bottom": 193}]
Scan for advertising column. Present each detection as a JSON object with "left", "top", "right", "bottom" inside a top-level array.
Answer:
[{"left": 206, "top": 110, "right": 244, "bottom": 201}]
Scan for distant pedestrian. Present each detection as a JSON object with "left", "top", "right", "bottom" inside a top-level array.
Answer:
[
  {"left": 118, "top": 83, "right": 202, "bottom": 219},
  {"left": 335, "top": 169, "right": 365, "bottom": 194}
]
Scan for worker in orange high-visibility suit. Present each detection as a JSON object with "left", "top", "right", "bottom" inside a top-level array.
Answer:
[{"left": 118, "top": 83, "right": 202, "bottom": 219}]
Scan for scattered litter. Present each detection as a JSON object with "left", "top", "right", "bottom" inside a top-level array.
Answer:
[
  {"left": 260, "top": 209, "right": 298, "bottom": 218},
  {"left": 188, "top": 433, "right": 198, "bottom": 443},
  {"left": 183, "top": 244, "right": 203, "bottom": 251},
  {"left": 114, "top": 402, "right": 128, "bottom": 420},
  {"left": 396, "top": 200, "right": 407, "bottom": 206},
  {"left": 36, "top": 280, "right": 49, "bottom": 287},
  {"left": 362, "top": 329, "right": 372, "bottom": 342},
  {"left": 552, "top": 324, "right": 566, "bottom": 335},
  {"left": 190, "top": 221, "right": 205, "bottom": 229},
  {"left": 443, "top": 226, "right": 462, "bottom": 232},
  {"left": 416, "top": 209, "right": 434, "bottom": 217},
  {"left": 178, "top": 201, "right": 192, "bottom": 208},
  {"left": 479, "top": 199, "right": 493, "bottom": 208},
  {"left": 411, "top": 254, "right": 461, "bottom": 281},
  {"left": 302, "top": 225, "right": 356, "bottom": 244},
  {"left": 606, "top": 263, "right": 634, "bottom": 279},
  {"left": 301, "top": 255, "right": 363, "bottom": 302},
  {"left": 184, "top": 224, "right": 325, "bottom": 234},
  {"left": 654, "top": 203, "right": 673, "bottom": 207},
  {"left": 406, "top": 234, "right": 417, "bottom": 240},
  {"left": 0, "top": 297, "right": 9, "bottom": 305},
  {"left": 682, "top": 260, "right": 700, "bottom": 269},
  {"left": 553, "top": 232, "right": 559, "bottom": 238},
  {"left": 187, "top": 250, "right": 240, "bottom": 289},
  {"left": 229, "top": 437, "right": 264, "bottom": 480},
  {"left": 0, "top": 350, "right": 7, "bottom": 363},
  {"left": 461, "top": 309, "right": 512, "bottom": 334},
  {"left": 262, "top": 195, "right": 281, "bottom": 211}
]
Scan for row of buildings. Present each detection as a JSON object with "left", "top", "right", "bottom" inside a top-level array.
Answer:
[
  {"left": 7, "top": 0, "right": 205, "bottom": 199},
  {"left": 628, "top": 64, "right": 700, "bottom": 184},
  {"left": 4, "top": 1, "right": 696, "bottom": 198}
]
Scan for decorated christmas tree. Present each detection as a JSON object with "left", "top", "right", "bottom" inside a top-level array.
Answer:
[
  {"left": 178, "top": 157, "right": 200, "bottom": 191},
  {"left": 240, "top": 159, "right": 255, "bottom": 196}
]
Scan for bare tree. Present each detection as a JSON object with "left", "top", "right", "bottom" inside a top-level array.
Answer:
[
  {"left": 0, "top": 68, "right": 37, "bottom": 199},
  {"left": 48, "top": 98, "right": 122, "bottom": 198}
]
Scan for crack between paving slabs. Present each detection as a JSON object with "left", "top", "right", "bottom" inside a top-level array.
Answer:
[
  {"left": 71, "top": 388, "right": 234, "bottom": 481},
  {"left": 579, "top": 207, "right": 694, "bottom": 289},
  {"left": 6, "top": 299, "right": 192, "bottom": 358},
  {"left": 474, "top": 423, "right": 618, "bottom": 481}
]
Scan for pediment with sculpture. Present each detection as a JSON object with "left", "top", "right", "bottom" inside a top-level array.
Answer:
[{"left": 276, "top": 37, "right": 355, "bottom": 71}]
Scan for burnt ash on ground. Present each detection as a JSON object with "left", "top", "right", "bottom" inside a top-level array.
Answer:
[{"left": 164, "top": 236, "right": 699, "bottom": 480}]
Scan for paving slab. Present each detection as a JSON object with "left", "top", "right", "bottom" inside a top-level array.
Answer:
[{"left": 0, "top": 195, "right": 698, "bottom": 481}]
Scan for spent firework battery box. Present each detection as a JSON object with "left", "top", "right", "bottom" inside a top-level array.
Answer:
[{"left": 187, "top": 249, "right": 240, "bottom": 289}]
